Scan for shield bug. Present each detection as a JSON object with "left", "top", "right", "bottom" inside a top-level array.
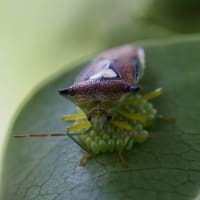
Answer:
[
  {"left": 15, "top": 45, "right": 163, "bottom": 166},
  {"left": 58, "top": 45, "right": 162, "bottom": 164}
]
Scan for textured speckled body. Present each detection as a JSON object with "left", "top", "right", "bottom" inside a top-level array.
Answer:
[{"left": 59, "top": 45, "right": 145, "bottom": 117}]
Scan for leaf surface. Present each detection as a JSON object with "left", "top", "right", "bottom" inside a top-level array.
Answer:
[{"left": 2, "top": 37, "right": 200, "bottom": 200}]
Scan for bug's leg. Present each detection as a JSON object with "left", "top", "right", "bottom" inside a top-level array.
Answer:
[
  {"left": 119, "top": 111, "right": 147, "bottom": 124},
  {"left": 129, "top": 88, "right": 163, "bottom": 105},
  {"left": 66, "top": 131, "right": 89, "bottom": 153},
  {"left": 67, "top": 121, "right": 91, "bottom": 132},
  {"left": 118, "top": 135, "right": 134, "bottom": 167},
  {"left": 67, "top": 130, "right": 93, "bottom": 166},
  {"left": 64, "top": 112, "right": 95, "bottom": 166},
  {"left": 79, "top": 153, "right": 92, "bottom": 166},
  {"left": 141, "top": 88, "right": 163, "bottom": 101},
  {"left": 67, "top": 124, "right": 94, "bottom": 166},
  {"left": 66, "top": 121, "right": 92, "bottom": 150},
  {"left": 110, "top": 120, "right": 133, "bottom": 132},
  {"left": 62, "top": 113, "right": 87, "bottom": 121},
  {"left": 78, "top": 127, "right": 94, "bottom": 166},
  {"left": 67, "top": 130, "right": 92, "bottom": 166}
]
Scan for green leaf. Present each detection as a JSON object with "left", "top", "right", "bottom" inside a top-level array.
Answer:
[
  {"left": 2, "top": 36, "right": 200, "bottom": 200},
  {"left": 147, "top": 0, "right": 200, "bottom": 33}
]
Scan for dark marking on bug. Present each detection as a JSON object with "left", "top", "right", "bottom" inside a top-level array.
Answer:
[
  {"left": 59, "top": 88, "right": 75, "bottom": 96},
  {"left": 129, "top": 85, "right": 140, "bottom": 92}
]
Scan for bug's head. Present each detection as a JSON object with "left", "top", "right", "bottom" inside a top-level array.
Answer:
[{"left": 86, "top": 110, "right": 113, "bottom": 130}]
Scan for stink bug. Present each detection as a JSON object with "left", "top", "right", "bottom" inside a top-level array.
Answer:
[
  {"left": 15, "top": 45, "right": 163, "bottom": 166},
  {"left": 58, "top": 45, "right": 162, "bottom": 165},
  {"left": 59, "top": 45, "right": 145, "bottom": 121}
]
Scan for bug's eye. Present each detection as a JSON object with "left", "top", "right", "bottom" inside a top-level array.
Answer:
[
  {"left": 106, "top": 115, "right": 112, "bottom": 121},
  {"left": 87, "top": 116, "right": 92, "bottom": 121},
  {"left": 134, "top": 58, "right": 142, "bottom": 84}
]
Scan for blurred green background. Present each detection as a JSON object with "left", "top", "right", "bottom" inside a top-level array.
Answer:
[{"left": 0, "top": 0, "right": 200, "bottom": 173}]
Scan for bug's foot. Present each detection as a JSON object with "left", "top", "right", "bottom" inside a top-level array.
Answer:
[
  {"left": 79, "top": 153, "right": 92, "bottom": 166},
  {"left": 118, "top": 151, "right": 128, "bottom": 168}
]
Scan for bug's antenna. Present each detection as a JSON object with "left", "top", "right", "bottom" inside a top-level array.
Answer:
[{"left": 14, "top": 133, "right": 66, "bottom": 138}]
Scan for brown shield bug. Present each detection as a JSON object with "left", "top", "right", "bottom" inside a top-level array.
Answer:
[{"left": 15, "top": 45, "right": 163, "bottom": 165}]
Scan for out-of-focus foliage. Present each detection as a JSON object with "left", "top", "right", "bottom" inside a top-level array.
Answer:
[{"left": 147, "top": 0, "right": 200, "bottom": 33}]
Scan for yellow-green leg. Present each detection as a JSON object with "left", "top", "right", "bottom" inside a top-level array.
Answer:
[
  {"left": 64, "top": 114, "right": 93, "bottom": 166},
  {"left": 66, "top": 129, "right": 94, "bottom": 166},
  {"left": 66, "top": 119, "right": 91, "bottom": 147},
  {"left": 67, "top": 121, "right": 91, "bottom": 132},
  {"left": 119, "top": 111, "right": 147, "bottom": 124},
  {"left": 79, "top": 153, "right": 92, "bottom": 166},
  {"left": 62, "top": 112, "right": 87, "bottom": 121},
  {"left": 110, "top": 120, "right": 133, "bottom": 131},
  {"left": 129, "top": 88, "right": 163, "bottom": 105},
  {"left": 63, "top": 112, "right": 92, "bottom": 151}
]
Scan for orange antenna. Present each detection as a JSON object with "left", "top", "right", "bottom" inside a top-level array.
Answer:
[{"left": 14, "top": 133, "right": 66, "bottom": 138}]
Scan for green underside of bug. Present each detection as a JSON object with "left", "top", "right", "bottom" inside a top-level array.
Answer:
[{"left": 63, "top": 88, "right": 162, "bottom": 155}]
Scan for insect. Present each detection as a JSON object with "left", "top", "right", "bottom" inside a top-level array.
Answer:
[
  {"left": 15, "top": 45, "right": 163, "bottom": 166},
  {"left": 58, "top": 45, "right": 162, "bottom": 165}
]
